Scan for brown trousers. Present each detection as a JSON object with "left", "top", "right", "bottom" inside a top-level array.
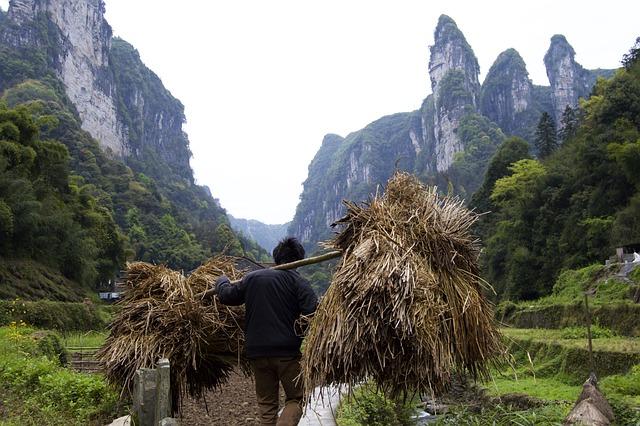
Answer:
[{"left": 250, "top": 356, "right": 303, "bottom": 426}]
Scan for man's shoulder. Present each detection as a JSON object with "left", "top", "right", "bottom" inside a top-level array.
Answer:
[
  {"left": 246, "top": 268, "right": 306, "bottom": 283},
  {"left": 246, "top": 268, "right": 277, "bottom": 278}
]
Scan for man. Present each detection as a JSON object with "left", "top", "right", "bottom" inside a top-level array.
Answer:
[{"left": 216, "top": 237, "right": 317, "bottom": 425}]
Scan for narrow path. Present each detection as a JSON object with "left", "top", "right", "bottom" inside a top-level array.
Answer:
[
  {"left": 299, "top": 386, "right": 343, "bottom": 426},
  {"left": 108, "top": 375, "right": 345, "bottom": 425}
]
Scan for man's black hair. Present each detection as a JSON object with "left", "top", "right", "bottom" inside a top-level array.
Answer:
[{"left": 272, "top": 237, "right": 305, "bottom": 265}]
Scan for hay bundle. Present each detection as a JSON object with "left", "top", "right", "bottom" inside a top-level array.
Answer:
[
  {"left": 96, "top": 256, "right": 249, "bottom": 411},
  {"left": 301, "top": 172, "right": 504, "bottom": 399}
]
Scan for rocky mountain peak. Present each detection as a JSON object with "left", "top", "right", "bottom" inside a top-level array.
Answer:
[
  {"left": 546, "top": 34, "right": 576, "bottom": 61},
  {"left": 480, "top": 48, "right": 533, "bottom": 134},
  {"left": 544, "top": 34, "right": 592, "bottom": 125},
  {"left": 427, "top": 14, "right": 481, "bottom": 172},
  {"left": 429, "top": 15, "right": 480, "bottom": 104}
]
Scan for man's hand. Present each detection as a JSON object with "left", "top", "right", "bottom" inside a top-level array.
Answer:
[{"left": 215, "top": 275, "right": 230, "bottom": 295}]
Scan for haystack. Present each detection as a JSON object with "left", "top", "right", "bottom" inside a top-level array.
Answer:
[
  {"left": 96, "top": 256, "right": 248, "bottom": 412},
  {"left": 301, "top": 172, "right": 504, "bottom": 399},
  {"left": 565, "top": 374, "right": 614, "bottom": 425}
]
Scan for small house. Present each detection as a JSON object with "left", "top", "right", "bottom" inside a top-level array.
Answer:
[{"left": 615, "top": 243, "right": 640, "bottom": 263}]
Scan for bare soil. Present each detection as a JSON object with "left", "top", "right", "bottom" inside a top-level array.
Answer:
[{"left": 179, "top": 370, "right": 283, "bottom": 425}]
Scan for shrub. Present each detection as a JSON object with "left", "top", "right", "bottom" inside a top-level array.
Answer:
[
  {"left": 38, "top": 369, "right": 119, "bottom": 421},
  {"left": 495, "top": 301, "right": 517, "bottom": 322},
  {"left": 0, "top": 299, "right": 106, "bottom": 331},
  {"left": 33, "top": 330, "right": 69, "bottom": 365},
  {"left": 434, "top": 403, "right": 569, "bottom": 425},
  {"left": 559, "top": 325, "right": 616, "bottom": 339},
  {"left": 0, "top": 326, "right": 120, "bottom": 424},
  {"left": 337, "top": 383, "right": 415, "bottom": 426},
  {"left": 551, "top": 264, "right": 605, "bottom": 302}
]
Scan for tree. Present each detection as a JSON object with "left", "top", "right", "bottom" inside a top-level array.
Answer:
[
  {"left": 486, "top": 159, "right": 548, "bottom": 299},
  {"left": 470, "top": 136, "right": 531, "bottom": 214},
  {"left": 559, "top": 105, "right": 579, "bottom": 143},
  {"left": 491, "top": 159, "right": 547, "bottom": 210},
  {"left": 535, "top": 112, "right": 558, "bottom": 158},
  {"left": 622, "top": 36, "right": 640, "bottom": 69},
  {"left": 212, "top": 223, "right": 243, "bottom": 256}
]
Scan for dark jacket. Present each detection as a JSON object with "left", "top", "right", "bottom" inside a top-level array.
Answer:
[{"left": 216, "top": 268, "right": 317, "bottom": 358}]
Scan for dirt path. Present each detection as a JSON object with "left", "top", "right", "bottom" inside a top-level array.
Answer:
[{"left": 179, "top": 370, "right": 282, "bottom": 425}]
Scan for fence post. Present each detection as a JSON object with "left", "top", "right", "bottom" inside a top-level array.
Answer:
[
  {"left": 155, "top": 358, "right": 172, "bottom": 424},
  {"left": 133, "top": 368, "right": 158, "bottom": 426},
  {"left": 584, "top": 292, "right": 594, "bottom": 374}
]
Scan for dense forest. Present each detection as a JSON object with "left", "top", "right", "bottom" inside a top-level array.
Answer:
[{"left": 472, "top": 38, "right": 640, "bottom": 300}]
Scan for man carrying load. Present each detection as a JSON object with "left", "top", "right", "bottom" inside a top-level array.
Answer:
[{"left": 216, "top": 237, "right": 317, "bottom": 426}]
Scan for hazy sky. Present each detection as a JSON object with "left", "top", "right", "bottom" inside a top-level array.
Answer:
[{"left": 1, "top": 1, "right": 638, "bottom": 224}]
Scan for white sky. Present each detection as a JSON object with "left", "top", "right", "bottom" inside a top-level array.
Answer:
[{"left": 1, "top": 1, "right": 638, "bottom": 224}]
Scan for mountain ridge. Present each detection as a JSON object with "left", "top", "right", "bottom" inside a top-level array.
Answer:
[{"left": 288, "top": 15, "right": 616, "bottom": 252}]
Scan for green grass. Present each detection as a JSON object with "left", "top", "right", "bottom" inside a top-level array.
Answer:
[
  {"left": 0, "top": 325, "right": 120, "bottom": 425},
  {"left": 485, "top": 376, "right": 579, "bottom": 402},
  {"left": 502, "top": 328, "right": 640, "bottom": 353},
  {"left": 497, "top": 263, "right": 636, "bottom": 310},
  {"left": 62, "top": 331, "right": 107, "bottom": 349},
  {"left": 434, "top": 403, "right": 570, "bottom": 426},
  {"left": 558, "top": 324, "right": 616, "bottom": 339},
  {"left": 601, "top": 365, "right": 640, "bottom": 407}
]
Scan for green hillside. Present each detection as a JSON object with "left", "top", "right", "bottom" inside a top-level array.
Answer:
[
  {"left": 0, "top": 14, "right": 267, "bottom": 300},
  {"left": 474, "top": 42, "right": 640, "bottom": 300}
]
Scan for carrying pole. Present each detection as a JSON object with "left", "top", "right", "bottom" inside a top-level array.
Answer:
[{"left": 198, "top": 250, "right": 342, "bottom": 299}]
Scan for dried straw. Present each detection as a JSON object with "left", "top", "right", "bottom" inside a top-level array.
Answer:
[
  {"left": 96, "top": 256, "right": 249, "bottom": 412},
  {"left": 301, "top": 172, "right": 504, "bottom": 399}
]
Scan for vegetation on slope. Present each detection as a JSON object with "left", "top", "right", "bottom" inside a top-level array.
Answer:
[
  {"left": 0, "top": 16, "right": 268, "bottom": 299},
  {"left": 474, "top": 42, "right": 640, "bottom": 300},
  {"left": 0, "top": 324, "right": 120, "bottom": 425}
]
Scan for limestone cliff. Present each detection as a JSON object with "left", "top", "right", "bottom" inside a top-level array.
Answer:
[
  {"left": 428, "top": 15, "right": 481, "bottom": 172},
  {"left": 288, "top": 19, "right": 619, "bottom": 252},
  {"left": 480, "top": 49, "right": 533, "bottom": 133},
  {"left": 1, "top": 0, "right": 193, "bottom": 181},
  {"left": 544, "top": 35, "right": 614, "bottom": 126},
  {"left": 228, "top": 216, "right": 289, "bottom": 253},
  {"left": 109, "top": 38, "right": 193, "bottom": 181},
  {"left": 4, "top": 0, "right": 128, "bottom": 155},
  {"left": 543, "top": 35, "right": 593, "bottom": 125},
  {"left": 288, "top": 114, "right": 421, "bottom": 250},
  {"left": 289, "top": 15, "right": 504, "bottom": 249}
]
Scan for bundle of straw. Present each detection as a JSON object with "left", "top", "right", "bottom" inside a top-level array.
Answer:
[
  {"left": 96, "top": 256, "right": 249, "bottom": 412},
  {"left": 301, "top": 172, "right": 504, "bottom": 399}
]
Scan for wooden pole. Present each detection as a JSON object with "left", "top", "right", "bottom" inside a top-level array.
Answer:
[
  {"left": 584, "top": 292, "right": 594, "bottom": 374},
  {"left": 198, "top": 250, "right": 342, "bottom": 299}
]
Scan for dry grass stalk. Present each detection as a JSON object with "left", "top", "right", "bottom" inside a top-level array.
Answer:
[
  {"left": 301, "top": 172, "right": 504, "bottom": 399},
  {"left": 96, "top": 256, "right": 249, "bottom": 412}
]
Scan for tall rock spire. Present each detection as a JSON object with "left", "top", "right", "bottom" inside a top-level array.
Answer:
[
  {"left": 544, "top": 35, "right": 593, "bottom": 126},
  {"left": 427, "top": 15, "right": 480, "bottom": 172},
  {"left": 480, "top": 48, "right": 533, "bottom": 135},
  {"left": 429, "top": 15, "right": 481, "bottom": 108}
]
